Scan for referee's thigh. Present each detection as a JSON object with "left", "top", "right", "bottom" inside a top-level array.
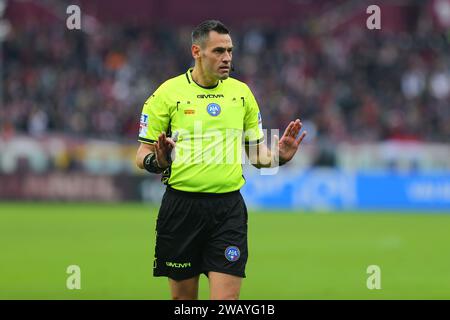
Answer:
[
  {"left": 154, "top": 190, "right": 208, "bottom": 280},
  {"left": 202, "top": 192, "right": 248, "bottom": 279}
]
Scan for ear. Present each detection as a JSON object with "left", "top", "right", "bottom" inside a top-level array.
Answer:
[{"left": 191, "top": 44, "right": 201, "bottom": 60}]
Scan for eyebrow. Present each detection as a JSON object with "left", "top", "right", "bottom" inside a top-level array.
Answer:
[{"left": 212, "top": 46, "right": 233, "bottom": 51}]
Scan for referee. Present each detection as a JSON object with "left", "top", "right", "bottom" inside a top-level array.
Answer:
[{"left": 136, "top": 20, "right": 306, "bottom": 300}]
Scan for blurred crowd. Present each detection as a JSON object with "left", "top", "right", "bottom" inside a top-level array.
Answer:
[{"left": 1, "top": 13, "right": 449, "bottom": 144}]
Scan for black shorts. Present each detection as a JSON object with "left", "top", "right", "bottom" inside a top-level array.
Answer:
[{"left": 153, "top": 186, "right": 248, "bottom": 281}]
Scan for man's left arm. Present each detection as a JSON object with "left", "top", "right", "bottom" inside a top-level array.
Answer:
[{"left": 245, "top": 119, "right": 307, "bottom": 168}]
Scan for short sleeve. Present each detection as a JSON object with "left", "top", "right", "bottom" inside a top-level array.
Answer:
[
  {"left": 138, "top": 86, "right": 170, "bottom": 144},
  {"left": 243, "top": 86, "right": 265, "bottom": 145}
]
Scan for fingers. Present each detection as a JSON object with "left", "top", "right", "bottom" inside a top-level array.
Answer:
[
  {"left": 166, "top": 139, "right": 176, "bottom": 148},
  {"left": 281, "top": 119, "right": 308, "bottom": 147},
  {"left": 154, "top": 140, "right": 161, "bottom": 157},
  {"left": 284, "top": 119, "right": 304, "bottom": 139},
  {"left": 296, "top": 130, "right": 307, "bottom": 145},
  {"left": 158, "top": 132, "right": 176, "bottom": 151},
  {"left": 155, "top": 139, "right": 165, "bottom": 156},
  {"left": 158, "top": 132, "right": 165, "bottom": 151},
  {"left": 290, "top": 119, "right": 301, "bottom": 138},
  {"left": 282, "top": 121, "right": 294, "bottom": 138},
  {"left": 172, "top": 131, "right": 179, "bottom": 142},
  {"left": 155, "top": 136, "right": 168, "bottom": 168}
]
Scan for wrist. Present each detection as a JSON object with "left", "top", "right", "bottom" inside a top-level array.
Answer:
[
  {"left": 143, "top": 153, "right": 165, "bottom": 174},
  {"left": 154, "top": 156, "right": 169, "bottom": 170},
  {"left": 279, "top": 156, "right": 288, "bottom": 166},
  {"left": 272, "top": 153, "right": 288, "bottom": 167}
]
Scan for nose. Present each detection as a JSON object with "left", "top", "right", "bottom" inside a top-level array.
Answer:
[{"left": 223, "top": 51, "right": 232, "bottom": 63}]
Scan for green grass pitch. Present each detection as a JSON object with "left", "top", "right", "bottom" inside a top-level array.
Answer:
[{"left": 1, "top": 202, "right": 450, "bottom": 299}]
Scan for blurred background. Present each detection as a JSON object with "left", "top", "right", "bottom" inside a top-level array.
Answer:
[
  {"left": 0, "top": 0, "right": 450, "bottom": 299},
  {"left": 1, "top": 0, "right": 449, "bottom": 208}
]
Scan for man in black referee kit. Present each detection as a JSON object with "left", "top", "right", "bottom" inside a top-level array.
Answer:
[{"left": 136, "top": 20, "right": 307, "bottom": 300}]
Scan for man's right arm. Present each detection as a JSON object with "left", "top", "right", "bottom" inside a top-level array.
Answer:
[
  {"left": 136, "top": 132, "right": 176, "bottom": 172},
  {"left": 136, "top": 82, "right": 173, "bottom": 172},
  {"left": 136, "top": 142, "right": 155, "bottom": 169}
]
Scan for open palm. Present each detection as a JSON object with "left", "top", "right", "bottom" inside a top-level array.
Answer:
[{"left": 274, "top": 119, "right": 307, "bottom": 164}]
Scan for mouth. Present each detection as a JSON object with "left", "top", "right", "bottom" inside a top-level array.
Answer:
[{"left": 219, "top": 66, "right": 230, "bottom": 72}]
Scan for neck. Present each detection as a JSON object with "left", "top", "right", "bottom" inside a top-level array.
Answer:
[{"left": 191, "top": 66, "right": 219, "bottom": 88}]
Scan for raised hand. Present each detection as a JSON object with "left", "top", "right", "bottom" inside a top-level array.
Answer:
[
  {"left": 154, "top": 132, "right": 177, "bottom": 169},
  {"left": 273, "top": 119, "right": 307, "bottom": 164}
]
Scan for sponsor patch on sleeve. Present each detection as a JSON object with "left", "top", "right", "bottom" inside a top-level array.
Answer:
[
  {"left": 139, "top": 113, "right": 149, "bottom": 137},
  {"left": 258, "top": 112, "right": 263, "bottom": 131}
]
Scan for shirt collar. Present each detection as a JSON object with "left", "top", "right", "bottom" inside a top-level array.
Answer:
[{"left": 185, "top": 68, "right": 222, "bottom": 89}]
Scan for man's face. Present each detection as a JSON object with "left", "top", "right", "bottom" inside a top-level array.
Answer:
[{"left": 193, "top": 31, "right": 233, "bottom": 81}]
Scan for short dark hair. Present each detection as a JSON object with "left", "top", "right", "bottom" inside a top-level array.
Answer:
[{"left": 191, "top": 20, "right": 230, "bottom": 47}]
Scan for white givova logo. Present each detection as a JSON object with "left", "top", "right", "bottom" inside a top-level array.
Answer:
[
  {"left": 366, "top": 5, "right": 381, "bottom": 30},
  {"left": 66, "top": 265, "right": 81, "bottom": 290},
  {"left": 66, "top": 5, "right": 81, "bottom": 30},
  {"left": 366, "top": 265, "right": 381, "bottom": 290}
]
